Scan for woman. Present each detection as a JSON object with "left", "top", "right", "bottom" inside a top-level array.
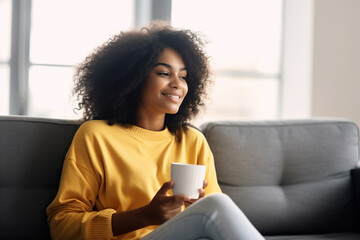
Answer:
[{"left": 47, "top": 22, "right": 264, "bottom": 240}]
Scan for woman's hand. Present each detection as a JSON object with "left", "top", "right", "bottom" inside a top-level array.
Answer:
[
  {"left": 184, "top": 179, "right": 208, "bottom": 208},
  {"left": 112, "top": 181, "right": 189, "bottom": 236},
  {"left": 143, "top": 180, "right": 190, "bottom": 225}
]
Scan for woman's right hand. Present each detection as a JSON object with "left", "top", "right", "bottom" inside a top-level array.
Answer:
[{"left": 143, "top": 180, "right": 190, "bottom": 225}]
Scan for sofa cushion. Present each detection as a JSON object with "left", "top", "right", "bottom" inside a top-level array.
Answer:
[
  {"left": 202, "top": 119, "right": 360, "bottom": 235},
  {"left": 0, "top": 188, "right": 58, "bottom": 239},
  {"left": 0, "top": 116, "right": 79, "bottom": 239}
]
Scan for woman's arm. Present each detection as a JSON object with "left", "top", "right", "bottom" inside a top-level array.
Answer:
[
  {"left": 112, "top": 181, "right": 190, "bottom": 236},
  {"left": 46, "top": 158, "right": 115, "bottom": 240}
]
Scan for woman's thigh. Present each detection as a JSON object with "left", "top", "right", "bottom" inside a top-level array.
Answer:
[{"left": 142, "top": 193, "right": 264, "bottom": 240}]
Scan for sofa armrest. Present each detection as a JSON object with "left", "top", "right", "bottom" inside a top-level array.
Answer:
[
  {"left": 351, "top": 167, "right": 360, "bottom": 200},
  {"left": 351, "top": 167, "right": 360, "bottom": 226}
]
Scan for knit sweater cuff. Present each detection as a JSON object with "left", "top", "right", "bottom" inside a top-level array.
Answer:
[{"left": 87, "top": 208, "right": 117, "bottom": 240}]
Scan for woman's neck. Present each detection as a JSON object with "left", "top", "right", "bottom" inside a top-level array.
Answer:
[{"left": 135, "top": 114, "right": 165, "bottom": 131}]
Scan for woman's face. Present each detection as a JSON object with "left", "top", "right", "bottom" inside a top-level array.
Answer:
[{"left": 138, "top": 48, "right": 188, "bottom": 117}]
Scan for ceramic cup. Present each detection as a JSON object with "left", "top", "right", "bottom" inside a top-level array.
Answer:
[{"left": 171, "top": 163, "right": 206, "bottom": 199}]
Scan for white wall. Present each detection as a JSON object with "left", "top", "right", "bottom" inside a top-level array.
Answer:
[
  {"left": 281, "top": 0, "right": 313, "bottom": 119},
  {"left": 312, "top": 0, "right": 360, "bottom": 127},
  {"left": 281, "top": 0, "right": 360, "bottom": 128}
]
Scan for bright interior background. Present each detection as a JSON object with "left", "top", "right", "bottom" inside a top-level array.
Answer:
[
  {"left": 0, "top": 0, "right": 11, "bottom": 115},
  {"left": 172, "top": 0, "right": 282, "bottom": 124},
  {"left": 0, "top": 0, "right": 282, "bottom": 125},
  {"left": 2, "top": 0, "right": 360, "bottom": 128},
  {"left": 29, "top": 0, "right": 134, "bottom": 119}
]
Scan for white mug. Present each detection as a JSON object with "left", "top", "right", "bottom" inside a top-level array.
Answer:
[{"left": 171, "top": 163, "right": 206, "bottom": 199}]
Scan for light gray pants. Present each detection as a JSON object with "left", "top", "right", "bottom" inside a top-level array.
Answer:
[{"left": 142, "top": 193, "right": 265, "bottom": 240}]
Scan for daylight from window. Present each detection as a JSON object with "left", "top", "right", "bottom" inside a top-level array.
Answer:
[
  {"left": 0, "top": 0, "right": 11, "bottom": 115},
  {"left": 2, "top": 0, "right": 282, "bottom": 124},
  {"left": 172, "top": 0, "right": 282, "bottom": 124},
  {"left": 29, "top": 0, "right": 134, "bottom": 119}
]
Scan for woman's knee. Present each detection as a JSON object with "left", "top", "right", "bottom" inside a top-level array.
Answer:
[
  {"left": 190, "top": 193, "right": 238, "bottom": 215},
  {"left": 201, "top": 193, "right": 234, "bottom": 207}
]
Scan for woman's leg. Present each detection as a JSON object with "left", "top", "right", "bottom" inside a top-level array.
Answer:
[{"left": 142, "top": 193, "right": 264, "bottom": 240}]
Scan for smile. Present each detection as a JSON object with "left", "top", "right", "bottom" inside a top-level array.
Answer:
[{"left": 163, "top": 93, "right": 181, "bottom": 99}]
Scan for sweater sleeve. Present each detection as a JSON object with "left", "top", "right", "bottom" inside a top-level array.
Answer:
[
  {"left": 203, "top": 149, "right": 222, "bottom": 195},
  {"left": 195, "top": 132, "right": 222, "bottom": 195},
  {"left": 46, "top": 124, "right": 116, "bottom": 240}
]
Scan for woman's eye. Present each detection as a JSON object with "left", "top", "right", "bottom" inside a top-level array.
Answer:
[
  {"left": 157, "top": 72, "right": 169, "bottom": 77},
  {"left": 180, "top": 76, "right": 187, "bottom": 81}
]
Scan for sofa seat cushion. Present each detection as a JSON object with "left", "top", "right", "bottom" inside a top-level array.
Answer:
[{"left": 265, "top": 232, "right": 360, "bottom": 240}]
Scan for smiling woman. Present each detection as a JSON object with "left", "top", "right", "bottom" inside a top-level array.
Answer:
[
  {"left": 46, "top": 22, "right": 265, "bottom": 240},
  {"left": 137, "top": 48, "right": 189, "bottom": 131},
  {"left": 72, "top": 22, "right": 210, "bottom": 135}
]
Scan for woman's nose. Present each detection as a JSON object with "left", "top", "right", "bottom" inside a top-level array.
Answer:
[{"left": 169, "top": 76, "right": 181, "bottom": 89}]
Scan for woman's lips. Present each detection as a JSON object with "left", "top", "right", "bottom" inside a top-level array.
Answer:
[{"left": 162, "top": 93, "right": 182, "bottom": 102}]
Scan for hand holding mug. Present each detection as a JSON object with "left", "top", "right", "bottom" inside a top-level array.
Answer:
[
  {"left": 184, "top": 179, "right": 208, "bottom": 207},
  {"left": 145, "top": 180, "right": 190, "bottom": 225}
]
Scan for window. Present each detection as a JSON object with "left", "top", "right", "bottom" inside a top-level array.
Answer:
[
  {"left": 0, "top": 0, "right": 11, "bottom": 115},
  {"left": 172, "top": 0, "right": 283, "bottom": 123},
  {"left": 28, "top": 0, "right": 134, "bottom": 118},
  {"left": 5, "top": 0, "right": 283, "bottom": 123}
]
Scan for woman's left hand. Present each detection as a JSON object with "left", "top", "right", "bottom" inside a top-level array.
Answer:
[{"left": 184, "top": 179, "right": 208, "bottom": 207}]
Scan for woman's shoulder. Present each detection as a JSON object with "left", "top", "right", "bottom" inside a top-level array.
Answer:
[
  {"left": 182, "top": 125, "right": 207, "bottom": 142},
  {"left": 181, "top": 126, "right": 212, "bottom": 157},
  {"left": 78, "top": 120, "right": 109, "bottom": 131},
  {"left": 74, "top": 120, "right": 116, "bottom": 139}
]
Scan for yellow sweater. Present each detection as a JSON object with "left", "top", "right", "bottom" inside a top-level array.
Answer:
[{"left": 46, "top": 120, "right": 221, "bottom": 240}]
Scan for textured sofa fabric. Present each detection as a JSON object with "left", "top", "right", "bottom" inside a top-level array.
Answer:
[
  {"left": 0, "top": 116, "right": 80, "bottom": 239},
  {"left": 1, "top": 116, "right": 359, "bottom": 239},
  {"left": 201, "top": 119, "right": 360, "bottom": 239}
]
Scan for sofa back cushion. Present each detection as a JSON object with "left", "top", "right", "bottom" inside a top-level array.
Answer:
[
  {"left": 0, "top": 116, "right": 79, "bottom": 239},
  {"left": 202, "top": 119, "right": 360, "bottom": 235}
]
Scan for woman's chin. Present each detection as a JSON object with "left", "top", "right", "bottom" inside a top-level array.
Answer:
[{"left": 166, "top": 109, "right": 180, "bottom": 115}]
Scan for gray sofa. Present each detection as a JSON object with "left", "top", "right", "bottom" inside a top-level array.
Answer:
[{"left": 0, "top": 115, "right": 359, "bottom": 239}]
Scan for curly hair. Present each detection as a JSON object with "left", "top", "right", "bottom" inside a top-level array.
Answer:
[{"left": 73, "top": 21, "right": 211, "bottom": 134}]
